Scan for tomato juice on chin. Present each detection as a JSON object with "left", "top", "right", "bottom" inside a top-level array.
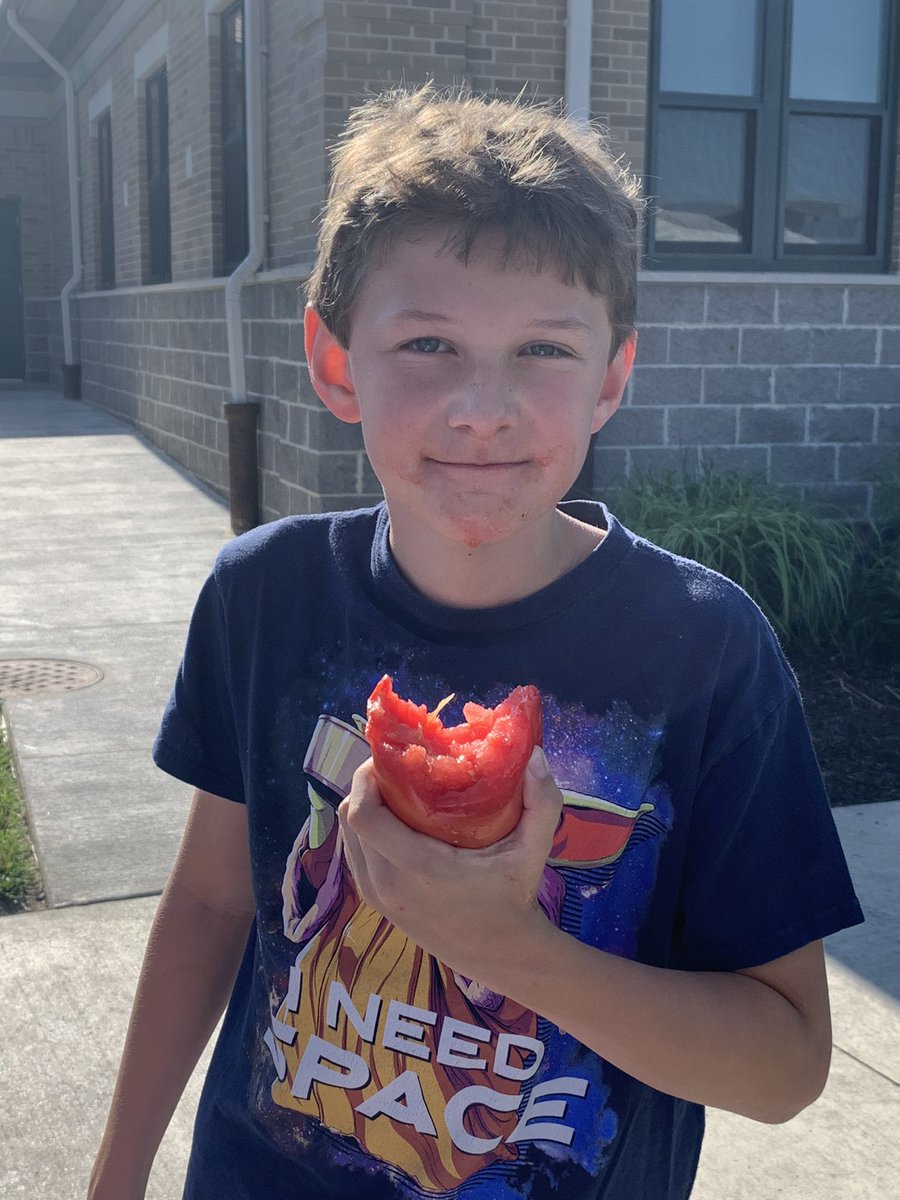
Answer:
[{"left": 364, "top": 675, "right": 543, "bottom": 849}]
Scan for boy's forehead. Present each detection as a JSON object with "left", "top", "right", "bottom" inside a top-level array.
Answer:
[{"left": 357, "top": 229, "right": 612, "bottom": 329}]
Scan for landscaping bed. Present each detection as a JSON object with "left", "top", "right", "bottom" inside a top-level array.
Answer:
[{"left": 793, "top": 650, "right": 900, "bottom": 808}]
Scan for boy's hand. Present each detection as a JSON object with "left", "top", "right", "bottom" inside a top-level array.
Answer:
[{"left": 338, "top": 747, "right": 562, "bottom": 985}]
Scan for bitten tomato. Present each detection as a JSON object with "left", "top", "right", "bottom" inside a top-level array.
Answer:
[{"left": 364, "top": 675, "right": 543, "bottom": 849}]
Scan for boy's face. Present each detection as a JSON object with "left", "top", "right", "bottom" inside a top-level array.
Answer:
[{"left": 306, "top": 229, "right": 634, "bottom": 560}]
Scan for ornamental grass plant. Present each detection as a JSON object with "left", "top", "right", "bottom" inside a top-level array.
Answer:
[{"left": 610, "top": 467, "right": 856, "bottom": 649}]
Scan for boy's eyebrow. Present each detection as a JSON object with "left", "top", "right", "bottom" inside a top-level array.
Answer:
[
  {"left": 388, "top": 309, "right": 595, "bottom": 333},
  {"left": 389, "top": 308, "right": 460, "bottom": 325}
]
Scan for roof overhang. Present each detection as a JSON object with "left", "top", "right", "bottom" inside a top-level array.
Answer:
[{"left": 0, "top": 0, "right": 129, "bottom": 122}]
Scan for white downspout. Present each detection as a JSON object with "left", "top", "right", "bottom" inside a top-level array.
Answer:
[
  {"left": 565, "top": 0, "right": 593, "bottom": 125},
  {"left": 224, "top": 0, "right": 266, "bottom": 401},
  {"left": 222, "top": 0, "right": 267, "bottom": 533},
  {"left": 6, "top": 2, "right": 83, "bottom": 391}
]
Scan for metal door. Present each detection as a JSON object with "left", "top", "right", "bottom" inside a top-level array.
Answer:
[{"left": 0, "top": 198, "right": 26, "bottom": 379}]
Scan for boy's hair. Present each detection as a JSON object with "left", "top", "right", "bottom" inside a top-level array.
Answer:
[{"left": 306, "top": 85, "right": 644, "bottom": 360}]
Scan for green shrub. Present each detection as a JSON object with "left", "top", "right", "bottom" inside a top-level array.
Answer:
[{"left": 610, "top": 468, "right": 855, "bottom": 647}]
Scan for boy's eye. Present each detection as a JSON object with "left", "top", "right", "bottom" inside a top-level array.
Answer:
[
  {"left": 405, "top": 337, "right": 451, "bottom": 354},
  {"left": 522, "top": 343, "right": 571, "bottom": 358}
]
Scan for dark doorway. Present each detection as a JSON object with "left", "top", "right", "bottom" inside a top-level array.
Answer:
[{"left": 0, "top": 198, "right": 26, "bottom": 379}]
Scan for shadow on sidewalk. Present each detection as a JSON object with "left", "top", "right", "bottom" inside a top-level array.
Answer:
[{"left": 0, "top": 390, "right": 126, "bottom": 439}]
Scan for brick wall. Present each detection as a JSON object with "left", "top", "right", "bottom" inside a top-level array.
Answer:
[
  {"left": 75, "top": 277, "right": 380, "bottom": 519},
  {"left": 0, "top": 123, "right": 53, "bottom": 380},
  {"left": 267, "top": 0, "right": 327, "bottom": 269},
  {"left": 594, "top": 278, "right": 900, "bottom": 518},
  {"left": 591, "top": 0, "right": 648, "bottom": 175},
  {"left": 0, "top": 124, "right": 52, "bottom": 299}
]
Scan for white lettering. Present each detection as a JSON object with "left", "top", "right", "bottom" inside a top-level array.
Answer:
[
  {"left": 436, "top": 1017, "right": 490, "bottom": 1070},
  {"left": 291, "top": 1035, "right": 371, "bottom": 1100},
  {"left": 285, "top": 963, "right": 302, "bottom": 1013},
  {"left": 263, "top": 1027, "right": 286, "bottom": 1080},
  {"left": 383, "top": 999, "right": 437, "bottom": 1062},
  {"left": 357, "top": 1070, "right": 439, "bottom": 1136},
  {"left": 272, "top": 1015, "right": 298, "bottom": 1044},
  {"left": 507, "top": 1076, "right": 589, "bottom": 1146},
  {"left": 444, "top": 1085, "right": 521, "bottom": 1155},
  {"left": 494, "top": 1033, "right": 545, "bottom": 1081},
  {"left": 326, "top": 981, "right": 382, "bottom": 1044},
  {"left": 264, "top": 1013, "right": 299, "bottom": 1081}
]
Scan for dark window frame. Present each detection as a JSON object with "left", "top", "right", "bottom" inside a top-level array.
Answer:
[
  {"left": 145, "top": 66, "right": 171, "bottom": 284},
  {"left": 645, "top": 0, "right": 899, "bottom": 272},
  {"left": 220, "top": 0, "right": 248, "bottom": 274},
  {"left": 97, "top": 109, "right": 115, "bottom": 290}
]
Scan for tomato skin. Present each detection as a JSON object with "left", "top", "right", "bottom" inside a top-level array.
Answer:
[{"left": 364, "top": 675, "right": 543, "bottom": 848}]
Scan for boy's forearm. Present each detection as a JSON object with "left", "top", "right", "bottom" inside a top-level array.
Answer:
[
  {"left": 476, "top": 915, "right": 828, "bottom": 1125},
  {"left": 90, "top": 880, "right": 252, "bottom": 1193}
]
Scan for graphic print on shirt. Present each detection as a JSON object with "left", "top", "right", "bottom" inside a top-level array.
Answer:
[{"left": 262, "top": 686, "right": 672, "bottom": 1198}]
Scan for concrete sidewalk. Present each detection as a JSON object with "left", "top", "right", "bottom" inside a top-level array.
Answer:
[
  {"left": 1, "top": 388, "right": 897, "bottom": 1199},
  {"left": 0, "top": 388, "right": 231, "bottom": 907}
]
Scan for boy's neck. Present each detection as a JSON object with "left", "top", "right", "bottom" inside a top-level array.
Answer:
[{"left": 386, "top": 507, "right": 606, "bottom": 609}]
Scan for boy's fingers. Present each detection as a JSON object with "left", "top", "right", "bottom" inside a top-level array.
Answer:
[
  {"left": 344, "top": 759, "right": 427, "bottom": 865},
  {"left": 338, "top": 796, "right": 382, "bottom": 905},
  {"left": 347, "top": 757, "right": 448, "bottom": 853}
]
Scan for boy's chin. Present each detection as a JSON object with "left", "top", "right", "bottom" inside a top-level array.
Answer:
[{"left": 412, "top": 501, "right": 560, "bottom": 553}]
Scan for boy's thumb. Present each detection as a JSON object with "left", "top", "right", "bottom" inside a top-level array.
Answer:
[{"left": 521, "top": 745, "right": 563, "bottom": 840}]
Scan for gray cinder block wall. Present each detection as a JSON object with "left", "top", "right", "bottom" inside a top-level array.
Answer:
[
  {"left": 2, "top": 0, "right": 899, "bottom": 520},
  {"left": 597, "top": 279, "right": 900, "bottom": 518}
]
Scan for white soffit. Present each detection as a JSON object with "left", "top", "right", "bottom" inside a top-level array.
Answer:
[
  {"left": 87, "top": 79, "right": 111, "bottom": 122},
  {"left": 132, "top": 22, "right": 168, "bottom": 95},
  {"left": 0, "top": 90, "right": 53, "bottom": 120}
]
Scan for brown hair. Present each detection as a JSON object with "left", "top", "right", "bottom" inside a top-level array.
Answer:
[{"left": 306, "top": 85, "right": 644, "bottom": 360}]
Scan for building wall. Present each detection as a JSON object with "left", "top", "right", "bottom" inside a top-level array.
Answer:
[
  {"left": 592, "top": 0, "right": 648, "bottom": 175},
  {"left": 597, "top": 278, "right": 900, "bottom": 518},
  {"left": 75, "top": 275, "right": 378, "bottom": 520},
  {"left": 266, "top": 0, "right": 327, "bottom": 269},
  {"left": 0, "top": 123, "right": 53, "bottom": 379}
]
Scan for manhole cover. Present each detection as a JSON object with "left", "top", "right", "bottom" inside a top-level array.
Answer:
[{"left": 0, "top": 659, "right": 104, "bottom": 698}]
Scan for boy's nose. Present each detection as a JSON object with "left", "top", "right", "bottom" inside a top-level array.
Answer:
[{"left": 446, "top": 367, "right": 519, "bottom": 434}]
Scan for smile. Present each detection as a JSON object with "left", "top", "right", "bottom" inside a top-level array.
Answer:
[{"left": 429, "top": 460, "right": 527, "bottom": 469}]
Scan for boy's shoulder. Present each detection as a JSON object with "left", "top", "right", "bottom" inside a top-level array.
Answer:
[
  {"left": 602, "top": 508, "right": 772, "bottom": 626},
  {"left": 210, "top": 503, "right": 383, "bottom": 583},
  {"left": 606, "top": 511, "right": 791, "bottom": 672}
]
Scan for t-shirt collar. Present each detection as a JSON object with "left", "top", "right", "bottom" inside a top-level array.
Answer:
[{"left": 369, "top": 500, "right": 632, "bottom": 635}]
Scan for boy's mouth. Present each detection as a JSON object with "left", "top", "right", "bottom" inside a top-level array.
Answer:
[{"left": 429, "top": 458, "right": 527, "bottom": 469}]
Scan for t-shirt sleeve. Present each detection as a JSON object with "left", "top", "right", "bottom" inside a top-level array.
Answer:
[
  {"left": 152, "top": 568, "right": 246, "bottom": 803},
  {"left": 673, "top": 683, "right": 864, "bottom": 972}
]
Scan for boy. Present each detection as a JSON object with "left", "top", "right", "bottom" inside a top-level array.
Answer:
[{"left": 88, "top": 86, "right": 863, "bottom": 1200}]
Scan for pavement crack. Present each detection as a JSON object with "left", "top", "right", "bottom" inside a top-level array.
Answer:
[{"left": 832, "top": 1042, "right": 899, "bottom": 1088}]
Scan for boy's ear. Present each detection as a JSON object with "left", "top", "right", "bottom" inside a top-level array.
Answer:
[
  {"left": 304, "top": 306, "right": 361, "bottom": 424},
  {"left": 591, "top": 331, "right": 637, "bottom": 434}
]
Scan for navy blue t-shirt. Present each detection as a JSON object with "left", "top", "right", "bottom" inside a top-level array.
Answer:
[{"left": 153, "top": 501, "right": 863, "bottom": 1200}]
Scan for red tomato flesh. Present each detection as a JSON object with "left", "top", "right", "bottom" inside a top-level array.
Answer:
[{"left": 365, "top": 675, "right": 543, "bottom": 848}]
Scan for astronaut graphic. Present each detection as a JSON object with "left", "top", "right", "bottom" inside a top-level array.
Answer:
[{"left": 263, "top": 705, "right": 667, "bottom": 1197}]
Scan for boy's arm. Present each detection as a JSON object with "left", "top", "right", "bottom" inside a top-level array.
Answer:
[
  {"left": 340, "top": 753, "right": 833, "bottom": 1126},
  {"left": 87, "top": 790, "right": 255, "bottom": 1199}
]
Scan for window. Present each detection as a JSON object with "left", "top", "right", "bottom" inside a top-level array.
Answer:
[
  {"left": 220, "top": 1, "right": 248, "bottom": 273},
  {"left": 145, "top": 66, "right": 171, "bottom": 283},
  {"left": 97, "top": 110, "right": 115, "bottom": 289},
  {"left": 646, "top": 0, "right": 898, "bottom": 270}
]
